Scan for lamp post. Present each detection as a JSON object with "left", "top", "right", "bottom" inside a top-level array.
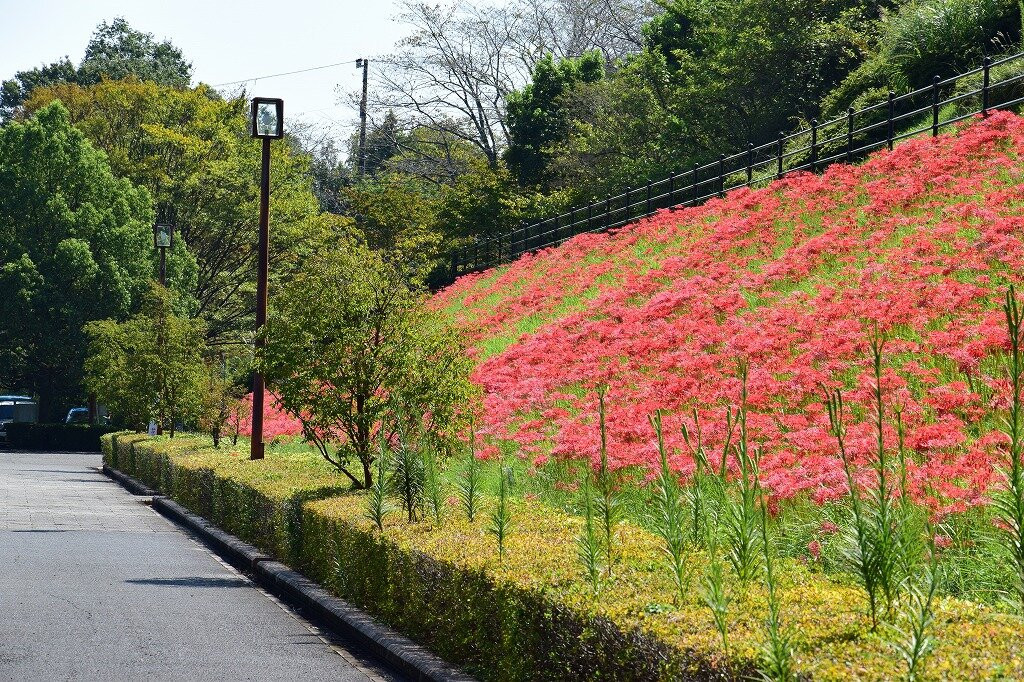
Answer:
[
  {"left": 152, "top": 222, "right": 173, "bottom": 435},
  {"left": 249, "top": 97, "right": 284, "bottom": 461},
  {"left": 153, "top": 223, "right": 174, "bottom": 286}
]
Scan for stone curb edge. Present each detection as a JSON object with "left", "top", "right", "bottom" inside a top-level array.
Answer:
[{"left": 102, "top": 464, "right": 477, "bottom": 682}]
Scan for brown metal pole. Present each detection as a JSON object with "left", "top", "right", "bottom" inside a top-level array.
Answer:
[
  {"left": 251, "top": 136, "right": 271, "bottom": 460},
  {"left": 159, "top": 247, "right": 166, "bottom": 286}
]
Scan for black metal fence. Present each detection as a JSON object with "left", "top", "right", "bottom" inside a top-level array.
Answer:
[{"left": 445, "top": 50, "right": 1024, "bottom": 285}]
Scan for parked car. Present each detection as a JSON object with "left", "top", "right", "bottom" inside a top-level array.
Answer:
[
  {"left": 65, "top": 407, "right": 90, "bottom": 424},
  {"left": 0, "top": 395, "right": 38, "bottom": 442}
]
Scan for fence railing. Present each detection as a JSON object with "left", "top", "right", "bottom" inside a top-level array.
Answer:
[{"left": 445, "top": 50, "right": 1024, "bottom": 285}]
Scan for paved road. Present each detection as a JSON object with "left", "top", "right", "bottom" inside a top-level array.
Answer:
[{"left": 0, "top": 451, "right": 401, "bottom": 681}]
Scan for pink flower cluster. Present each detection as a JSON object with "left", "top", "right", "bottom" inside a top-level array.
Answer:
[
  {"left": 237, "top": 390, "right": 303, "bottom": 440},
  {"left": 435, "top": 111, "right": 1024, "bottom": 510}
]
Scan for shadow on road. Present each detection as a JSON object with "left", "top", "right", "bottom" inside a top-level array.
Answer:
[
  {"left": 126, "top": 577, "right": 249, "bottom": 588},
  {"left": 10, "top": 529, "right": 70, "bottom": 533}
]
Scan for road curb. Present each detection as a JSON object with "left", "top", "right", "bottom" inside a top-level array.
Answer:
[
  {"left": 152, "top": 497, "right": 275, "bottom": 572},
  {"left": 254, "top": 560, "right": 475, "bottom": 681},
  {"left": 103, "top": 464, "right": 476, "bottom": 682}
]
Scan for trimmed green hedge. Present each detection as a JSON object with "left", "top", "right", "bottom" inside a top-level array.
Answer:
[
  {"left": 7, "top": 423, "right": 120, "bottom": 451},
  {"left": 102, "top": 433, "right": 1024, "bottom": 681},
  {"left": 103, "top": 432, "right": 702, "bottom": 680}
]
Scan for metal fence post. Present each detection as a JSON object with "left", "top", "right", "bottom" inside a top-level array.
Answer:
[
  {"left": 692, "top": 163, "right": 699, "bottom": 204},
  {"left": 746, "top": 142, "right": 753, "bottom": 184},
  {"left": 646, "top": 180, "right": 652, "bottom": 215},
  {"left": 887, "top": 90, "right": 895, "bottom": 151},
  {"left": 932, "top": 75, "right": 940, "bottom": 137},
  {"left": 668, "top": 172, "right": 675, "bottom": 205},
  {"left": 777, "top": 132, "right": 785, "bottom": 178},
  {"left": 718, "top": 154, "right": 726, "bottom": 197},
  {"left": 982, "top": 56, "right": 992, "bottom": 116},
  {"left": 553, "top": 215, "right": 559, "bottom": 246},
  {"left": 847, "top": 108, "right": 854, "bottom": 161},
  {"left": 810, "top": 119, "right": 818, "bottom": 172},
  {"left": 605, "top": 194, "right": 611, "bottom": 229},
  {"left": 587, "top": 202, "right": 593, "bottom": 232},
  {"left": 624, "top": 187, "right": 631, "bottom": 222}
]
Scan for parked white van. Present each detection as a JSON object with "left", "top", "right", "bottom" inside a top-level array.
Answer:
[{"left": 0, "top": 396, "right": 38, "bottom": 442}]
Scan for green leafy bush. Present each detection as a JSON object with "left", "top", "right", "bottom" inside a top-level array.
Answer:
[{"left": 823, "top": 0, "right": 1021, "bottom": 115}]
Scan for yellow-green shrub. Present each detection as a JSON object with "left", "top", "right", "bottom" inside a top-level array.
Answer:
[{"left": 103, "top": 432, "right": 1024, "bottom": 681}]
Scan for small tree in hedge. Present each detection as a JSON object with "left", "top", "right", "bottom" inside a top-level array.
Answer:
[
  {"left": 196, "top": 350, "right": 249, "bottom": 447},
  {"left": 260, "top": 236, "right": 475, "bottom": 488},
  {"left": 199, "top": 361, "right": 247, "bottom": 448},
  {"left": 84, "top": 284, "right": 206, "bottom": 434}
]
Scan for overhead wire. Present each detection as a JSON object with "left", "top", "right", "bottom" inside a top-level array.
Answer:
[{"left": 210, "top": 56, "right": 371, "bottom": 88}]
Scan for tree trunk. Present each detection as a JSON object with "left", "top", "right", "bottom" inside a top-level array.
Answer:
[{"left": 363, "top": 457, "right": 373, "bottom": 489}]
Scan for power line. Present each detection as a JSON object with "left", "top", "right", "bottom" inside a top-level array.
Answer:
[{"left": 211, "top": 58, "right": 369, "bottom": 87}]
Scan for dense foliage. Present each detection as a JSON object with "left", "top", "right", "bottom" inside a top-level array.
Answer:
[
  {"left": 0, "top": 101, "right": 154, "bottom": 419},
  {"left": 84, "top": 285, "right": 208, "bottom": 433},
  {"left": 254, "top": 0, "right": 1024, "bottom": 287},
  {"left": 22, "top": 78, "right": 338, "bottom": 342}
]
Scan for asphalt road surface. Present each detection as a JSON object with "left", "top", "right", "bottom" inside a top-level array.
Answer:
[{"left": 0, "top": 451, "right": 402, "bottom": 682}]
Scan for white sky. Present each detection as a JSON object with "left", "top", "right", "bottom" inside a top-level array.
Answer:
[{"left": 0, "top": 0, "right": 408, "bottom": 144}]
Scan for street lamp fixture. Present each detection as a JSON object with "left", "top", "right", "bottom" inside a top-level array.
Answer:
[
  {"left": 251, "top": 97, "right": 284, "bottom": 139},
  {"left": 249, "top": 97, "right": 284, "bottom": 461},
  {"left": 154, "top": 223, "right": 174, "bottom": 249},
  {"left": 153, "top": 223, "right": 174, "bottom": 285}
]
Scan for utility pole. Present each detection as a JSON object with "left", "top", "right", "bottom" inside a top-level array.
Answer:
[{"left": 356, "top": 58, "right": 368, "bottom": 177}]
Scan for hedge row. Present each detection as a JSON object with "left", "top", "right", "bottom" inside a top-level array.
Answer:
[
  {"left": 6, "top": 423, "right": 121, "bottom": 451},
  {"left": 103, "top": 433, "right": 1024, "bottom": 680}
]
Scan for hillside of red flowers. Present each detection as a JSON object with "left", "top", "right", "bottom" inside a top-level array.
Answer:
[{"left": 431, "top": 111, "right": 1024, "bottom": 513}]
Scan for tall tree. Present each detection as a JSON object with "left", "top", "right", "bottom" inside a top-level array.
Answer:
[
  {"left": 25, "top": 79, "right": 338, "bottom": 343},
  {"left": 372, "top": 1, "right": 524, "bottom": 167},
  {"left": 1, "top": 18, "right": 191, "bottom": 119},
  {"left": 364, "top": 0, "right": 655, "bottom": 170},
  {"left": 0, "top": 102, "right": 154, "bottom": 419},
  {"left": 512, "top": 0, "right": 658, "bottom": 63},
  {"left": 546, "top": 0, "right": 879, "bottom": 196},
  {"left": 77, "top": 18, "right": 192, "bottom": 86},
  {"left": 505, "top": 51, "right": 605, "bottom": 188}
]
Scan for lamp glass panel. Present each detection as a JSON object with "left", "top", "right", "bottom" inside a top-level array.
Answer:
[
  {"left": 256, "top": 102, "right": 280, "bottom": 137},
  {"left": 156, "top": 228, "right": 172, "bottom": 248}
]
